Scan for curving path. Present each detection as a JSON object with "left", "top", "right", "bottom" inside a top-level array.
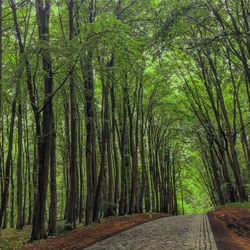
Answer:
[{"left": 85, "top": 214, "right": 218, "bottom": 250}]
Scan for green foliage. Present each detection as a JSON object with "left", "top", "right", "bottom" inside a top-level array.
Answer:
[
  {"left": 224, "top": 202, "right": 250, "bottom": 210},
  {"left": 1, "top": 0, "right": 250, "bottom": 242},
  {"left": 102, "top": 202, "right": 117, "bottom": 217}
]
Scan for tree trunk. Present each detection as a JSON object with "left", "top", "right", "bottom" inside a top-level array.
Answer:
[
  {"left": 16, "top": 89, "right": 23, "bottom": 229},
  {"left": 93, "top": 71, "right": 110, "bottom": 221},
  {"left": 111, "top": 85, "right": 119, "bottom": 213},
  {"left": 127, "top": 91, "right": 139, "bottom": 214},
  {"left": 48, "top": 111, "right": 57, "bottom": 235},
  {"left": 84, "top": 52, "right": 97, "bottom": 225},
  {"left": 31, "top": 0, "right": 54, "bottom": 240},
  {"left": 119, "top": 91, "right": 128, "bottom": 216},
  {"left": 66, "top": 0, "right": 78, "bottom": 229},
  {"left": 0, "top": 0, "right": 3, "bottom": 202},
  {"left": 77, "top": 106, "right": 84, "bottom": 223}
]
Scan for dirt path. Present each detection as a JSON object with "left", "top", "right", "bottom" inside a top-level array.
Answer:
[{"left": 85, "top": 214, "right": 217, "bottom": 250}]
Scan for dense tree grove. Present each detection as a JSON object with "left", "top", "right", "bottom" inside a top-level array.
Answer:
[{"left": 0, "top": 0, "right": 249, "bottom": 241}]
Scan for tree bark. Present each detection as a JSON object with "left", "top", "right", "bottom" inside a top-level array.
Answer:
[
  {"left": 31, "top": 0, "right": 55, "bottom": 240},
  {"left": 66, "top": 0, "right": 78, "bottom": 229},
  {"left": 48, "top": 111, "right": 57, "bottom": 235},
  {"left": 16, "top": 86, "right": 23, "bottom": 229},
  {"left": 111, "top": 85, "right": 119, "bottom": 212}
]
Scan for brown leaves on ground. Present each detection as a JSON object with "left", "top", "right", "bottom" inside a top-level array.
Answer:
[
  {"left": 212, "top": 207, "right": 250, "bottom": 250},
  {"left": 24, "top": 213, "right": 167, "bottom": 250}
]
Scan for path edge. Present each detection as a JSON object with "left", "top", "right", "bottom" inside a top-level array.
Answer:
[{"left": 207, "top": 213, "right": 242, "bottom": 250}]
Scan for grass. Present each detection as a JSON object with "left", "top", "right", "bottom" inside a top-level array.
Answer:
[
  {"left": 0, "top": 225, "right": 31, "bottom": 250},
  {"left": 0, "top": 220, "right": 88, "bottom": 249},
  {"left": 0, "top": 221, "right": 85, "bottom": 250},
  {"left": 224, "top": 201, "right": 250, "bottom": 210}
]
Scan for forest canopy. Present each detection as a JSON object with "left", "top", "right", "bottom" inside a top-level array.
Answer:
[{"left": 0, "top": 0, "right": 249, "bottom": 241}]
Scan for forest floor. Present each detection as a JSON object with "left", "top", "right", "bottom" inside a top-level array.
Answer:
[
  {"left": 0, "top": 213, "right": 166, "bottom": 250},
  {"left": 1, "top": 204, "right": 250, "bottom": 250},
  {"left": 208, "top": 202, "right": 250, "bottom": 250}
]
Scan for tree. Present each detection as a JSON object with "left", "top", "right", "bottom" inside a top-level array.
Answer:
[{"left": 0, "top": 0, "right": 249, "bottom": 242}]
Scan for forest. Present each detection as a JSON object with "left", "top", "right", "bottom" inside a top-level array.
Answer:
[{"left": 0, "top": 0, "right": 250, "bottom": 245}]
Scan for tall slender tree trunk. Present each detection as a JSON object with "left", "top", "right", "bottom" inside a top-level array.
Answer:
[
  {"left": 25, "top": 108, "right": 32, "bottom": 225},
  {"left": 93, "top": 73, "right": 110, "bottom": 221},
  {"left": 106, "top": 60, "right": 114, "bottom": 216},
  {"left": 66, "top": 0, "right": 78, "bottom": 229},
  {"left": 111, "top": 85, "right": 119, "bottom": 212},
  {"left": 16, "top": 86, "right": 23, "bottom": 229},
  {"left": 63, "top": 92, "right": 70, "bottom": 219},
  {"left": 48, "top": 111, "right": 57, "bottom": 235},
  {"left": 10, "top": 158, "right": 14, "bottom": 228},
  {"left": 0, "top": 0, "right": 3, "bottom": 202},
  {"left": 119, "top": 91, "right": 128, "bottom": 216},
  {"left": 23, "top": 153, "right": 28, "bottom": 226},
  {"left": 139, "top": 84, "right": 147, "bottom": 212},
  {"left": 77, "top": 106, "right": 84, "bottom": 223},
  {"left": 127, "top": 92, "right": 139, "bottom": 214},
  {"left": 84, "top": 52, "right": 96, "bottom": 224},
  {"left": 85, "top": 0, "right": 97, "bottom": 225},
  {"left": 31, "top": 0, "right": 55, "bottom": 240},
  {"left": 148, "top": 117, "right": 155, "bottom": 212}
]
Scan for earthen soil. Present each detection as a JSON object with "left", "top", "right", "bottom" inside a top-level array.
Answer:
[
  {"left": 23, "top": 213, "right": 167, "bottom": 250},
  {"left": 209, "top": 207, "right": 250, "bottom": 250}
]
